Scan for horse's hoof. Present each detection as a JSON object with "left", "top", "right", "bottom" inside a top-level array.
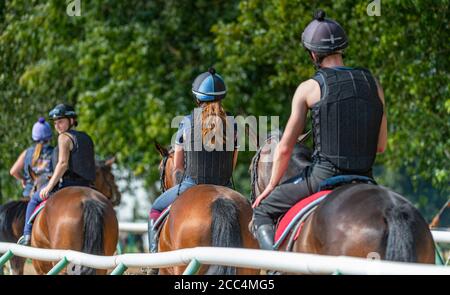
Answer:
[{"left": 141, "top": 267, "right": 159, "bottom": 275}]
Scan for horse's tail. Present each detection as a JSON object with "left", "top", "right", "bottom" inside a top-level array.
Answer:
[
  {"left": 384, "top": 202, "right": 417, "bottom": 262},
  {"left": 205, "top": 197, "right": 242, "bottom": 275},
  {"left": 79, "top": 198, "right": 105, "bottom": 275},
  {"left": 0, "top": 199, "right": 28, "bottom": 242}
]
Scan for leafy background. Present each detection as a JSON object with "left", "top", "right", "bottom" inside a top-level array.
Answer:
[{"left": 1, "top": 0, "right": 448, "bottom": 221}]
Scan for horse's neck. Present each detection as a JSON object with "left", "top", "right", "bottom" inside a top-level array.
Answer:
[
  {"left": 259, "top": 143, "right": 311, "bottom": 187},
  {"left": 291, "top": 144, "right": 312, "bottom": 171}
]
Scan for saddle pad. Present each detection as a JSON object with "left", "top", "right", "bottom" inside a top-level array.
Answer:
[
  {"left": 274, "top": 190, "right": 331, "bottom": 245},
  {"left": 27, "top": 200, "right": 48, "bottom": 224}
]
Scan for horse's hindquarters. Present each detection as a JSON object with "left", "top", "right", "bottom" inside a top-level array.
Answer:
[
  {"left": 31, "top": 187, "right": 118, "bottom": 274},
  {"left": 294, "top": 184, "right": 436, "bottom": 264},
  {"left": 158, "top": 185, "right": 259, "bottom": 275}
]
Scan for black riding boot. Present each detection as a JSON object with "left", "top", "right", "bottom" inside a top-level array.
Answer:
[
  {"left": 17, "top": 234, "right": 31, "bottom": 246},
  {"left": 255, "top": 224, "right": 275, "bottom": 251},
  {"left": 256, "top": 224, "right": 282, "bottom": 274},
  {"left": 146, "top": 219, "right": 159, "bottom": 275},
  {"left": 148, "top": 219, "right": 158, "bottom": 254}
]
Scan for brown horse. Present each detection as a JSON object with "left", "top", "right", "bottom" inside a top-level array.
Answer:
[
  {"left": 250, "top": 132, "right": 436, "bottom": 269},
  {"left": 155, "top": 143, "right": 259, "bottom": 275},
  {"left": 0, "top": 158, "right": 121, "bottom": 274}
]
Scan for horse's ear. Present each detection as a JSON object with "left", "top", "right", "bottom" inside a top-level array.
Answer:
[
  {"left": 155, "top": 141, "right": 169, "bottom": 157},
  {"left": 297, "top": 130, "right": 312, "bottom": 144},
  {"left": 105, "top": 156, "right": 116, "bottom": 167}
]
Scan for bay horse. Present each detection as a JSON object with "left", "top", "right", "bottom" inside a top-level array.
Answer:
[
  {"left": 0, "top": 158, "right": 121, "bottom": 275},
  {"left": 250, "top": 131, "right": 435, "bottom": 270},
  {"left": 155, "top": 143, "right": 259, "bottom": 275}
]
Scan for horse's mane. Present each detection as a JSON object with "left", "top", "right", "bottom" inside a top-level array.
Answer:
[{"left": 0, "top": 199, "right": 28, "bottom": 242}]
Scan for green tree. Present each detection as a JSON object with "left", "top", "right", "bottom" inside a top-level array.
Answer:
[
  {"left": 213, "top": 0, "right": 449, "bottom": 217},
  {"left": 0, "top": 0, "right": 240, "bottom": 201},
  {"left": 1, "top": 0, "right": 448, "bottom": 220}
]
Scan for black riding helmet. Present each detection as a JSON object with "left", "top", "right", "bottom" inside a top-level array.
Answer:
[
  {"left": 49, "top": 104, "right": 78, "bottom": 126},
  {"left": 49, "top": 104, "right": 77, "bottom": 120},
  {"left": 301, "top": 10, "right": 348, "bottom": 54}
]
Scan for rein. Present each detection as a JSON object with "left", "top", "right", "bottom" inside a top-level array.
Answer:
[{"left": 159, "top": 155, "right": 169, "bottom": 193}]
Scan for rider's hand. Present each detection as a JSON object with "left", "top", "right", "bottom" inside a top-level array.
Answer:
[
  {"left": 252, "top": 184, "right": 275, "bottom": 208},
  {"left": 39, "top": 185, "right": 52, "bottom": 200}
]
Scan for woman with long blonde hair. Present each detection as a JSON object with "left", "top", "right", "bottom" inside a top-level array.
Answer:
[
  {"left": 148, "top": 68, "right": 239, "bottom": 254},
  {"left": 10, "top": 117, "right": 54, "bottom": 198}
]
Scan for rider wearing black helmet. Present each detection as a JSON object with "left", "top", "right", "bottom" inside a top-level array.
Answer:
[
  {"left": 252, "top": 10, "right": 388, "bottom": 251},
  {"left": 18, "top": 104, "right": 96, "bottom": 246}
]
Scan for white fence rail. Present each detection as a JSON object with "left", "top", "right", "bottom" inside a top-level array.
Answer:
[
  {"left": 0, "top": 242, "right": 449, "bottom": 275},
  {"left": 118, "top": 222, "right": 450, "bottom": 244}
]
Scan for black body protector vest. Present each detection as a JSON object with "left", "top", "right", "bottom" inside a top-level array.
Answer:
[
  {"left": 52, "top": 130, "right": 96, "bottom": 183},
  {"left": 311, "top": 67, "right": 383, "bottom": 173},
  {"left": 184, "top": 112, "right": 235, "bottom": 186}
]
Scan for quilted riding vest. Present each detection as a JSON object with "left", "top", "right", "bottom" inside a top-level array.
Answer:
[
  {"left": 311, "top": 67, "right": 383, "bottom": 173},
  {"left": 52, "top": 129, "right": 96, "bottom": 183},
  {"left": 184, "top": 111, "right": 235, "bottom": 185}
]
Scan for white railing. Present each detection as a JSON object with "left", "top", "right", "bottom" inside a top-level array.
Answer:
[
  {"left": 119, "top": 222, "right": 148, "bottom": 233},
  {"left": 0, "top": 242, "right": 449, "bottom": 275},
  {"left": 118, "top": 222, "right": 450, "bottom": 244}
]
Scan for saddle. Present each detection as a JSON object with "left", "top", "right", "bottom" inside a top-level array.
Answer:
[
  {"left": 273, "top": 175, "right": 376, "bottom": 251},
  {"left": 151, "top": 206, "right": 171, "bottom": 241}
]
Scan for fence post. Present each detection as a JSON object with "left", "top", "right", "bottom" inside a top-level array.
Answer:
[
  {"left": 47, "top": 257, "right": 69, "bottom": 275},
  {"left": 110, "top": 262, "right": 128, "bottom": 275},
  {"left": 0, "top": 250, "right": 14, "bottom": 275},
  {"left": 116, "top": 242, "right": 123, "bottom": 255},
  {"left": 435, "top": 244, "right": 445, "bottom": 265},
  {"left": 183, "top": 259, "right": 201, "bottom": 275}
]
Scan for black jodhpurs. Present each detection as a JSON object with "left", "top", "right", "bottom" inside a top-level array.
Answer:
[{"left": 252, "top": 158, "right": 340, "bottom": 228}]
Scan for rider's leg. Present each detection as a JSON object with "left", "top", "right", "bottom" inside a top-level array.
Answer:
[
  {"left": 18, "top": 190, "right": 43, "bottom": 245},
  {"left": 252, "top": 178, "right": 312, "bottom": 250},
  {"left": 252, "top": 162, "right": 337, "bottom": 250},
  {"left": 148, "top": 178, "right": 196, "bottom": 253}
]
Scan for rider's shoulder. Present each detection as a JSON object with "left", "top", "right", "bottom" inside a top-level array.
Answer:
[
  {"left": 296, "top": 79, "right": 320, "bottom": 95},
  {"left": 58, "top": 132, "right": 74, "bottom": 145}
]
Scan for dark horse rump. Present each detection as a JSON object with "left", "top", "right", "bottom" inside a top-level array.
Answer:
[
  {"left": 0, "top": 199, "right": 28, "bottom": 274},
  {"left": 0, "top": 199, "right": 27, "bottom": 242},
  {"left": 75, "top": 198, "right": 106, "bottom": 275}
]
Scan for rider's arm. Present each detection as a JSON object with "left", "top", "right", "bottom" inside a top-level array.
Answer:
[
  {"left": 267, "top": 81, "right": 310, "bottom": 188},
  {"left": 45, "top": 133, "right": 73, "bottom": 191},
  {"left": 10, "top": 150, "right": 26, "bottom": 184},
  {"left": 172, "top": 145, "right": 185, "bottom": 185},
  {"left": 375, "top": 79, "right": 388, "bottom": 153}
]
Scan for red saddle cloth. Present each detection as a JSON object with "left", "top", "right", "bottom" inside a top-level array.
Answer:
[{"left": 274, "top": 190, "right": 331, "bottom": 245}]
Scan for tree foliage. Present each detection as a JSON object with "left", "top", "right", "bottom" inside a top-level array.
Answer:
[{"left": 1, "top": 0, "right": 448, "bottom": 219}]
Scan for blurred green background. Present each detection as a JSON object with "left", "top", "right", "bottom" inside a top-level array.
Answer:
[{"left": 0, "top": 0, "right": 448, "bottom": 221}]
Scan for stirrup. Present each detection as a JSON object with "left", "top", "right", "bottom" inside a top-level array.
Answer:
[{"left": 17, "top": 235, "right": 31, "bottom": 246}]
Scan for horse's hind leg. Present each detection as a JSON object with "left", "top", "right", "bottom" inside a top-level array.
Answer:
[
  {"left": 32, "top": 260, "right": 54, "bottom": 275},
  {"left": 10, "top": 256, "right": 26, "bottom": 275}
]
